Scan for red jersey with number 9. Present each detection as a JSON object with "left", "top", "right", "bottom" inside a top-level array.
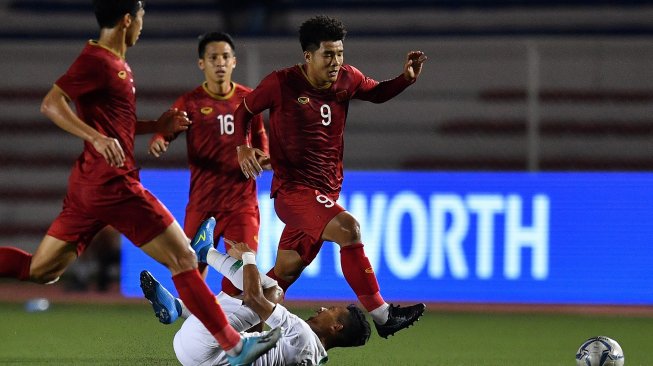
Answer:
[
  {"left": 242, "top": 64, "right": 412, "bottom": 197},
  {"left": 55, "top": 41, "right": 139, "bottom": 185}
]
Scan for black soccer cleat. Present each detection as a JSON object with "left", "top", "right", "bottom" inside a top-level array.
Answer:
[{"left": 374, "top": 303, "right": 426, "bottom": 339}]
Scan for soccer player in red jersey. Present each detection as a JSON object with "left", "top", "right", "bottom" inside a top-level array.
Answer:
[
  {"left": 0, "top": 1, "right": 278, "bottom": 363},
  {"left": 235, "top": 15, "right": 428, "bottom": 339},
  {"left": 148, "top": 32, "right": 269, "bottom": 297}
]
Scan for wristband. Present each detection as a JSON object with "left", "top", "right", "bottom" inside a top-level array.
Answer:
[{"left": 242, "top": 252, "right": 256, "bottom": 266}]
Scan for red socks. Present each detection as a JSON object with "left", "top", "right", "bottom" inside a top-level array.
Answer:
[
  {"left": 172, "top": 269, "right": 241, "bottom": 351},
  {"left": 340, "top": 243, "right": 384, "bottom": 311},
  {"left": 0, "top": 247, "right": 32, "bottom": 280}
]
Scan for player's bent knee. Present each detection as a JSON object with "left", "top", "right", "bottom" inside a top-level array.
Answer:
[
  {"left": 163, "top": 247, "right": 198, "bottom": 274},
  {"left": 176, "top": 250, "right": 198, "bottom": 272},
  {"left": 273, "top": 262, "right": 303, "bottom": 283},
  {"left": 29, "top": 268, "right": 62, "bottom": 284},
  {"left": 331, "top": 213, "right": 361, "bottom": 244}
]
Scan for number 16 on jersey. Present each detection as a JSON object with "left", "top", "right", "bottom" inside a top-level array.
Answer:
[{"left": 217, "top": 114, "right": 234, "bottom": 135}]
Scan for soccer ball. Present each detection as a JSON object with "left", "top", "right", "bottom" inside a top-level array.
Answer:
[{"left": 575, "top": 336, "right": 625, "bottom": 366}]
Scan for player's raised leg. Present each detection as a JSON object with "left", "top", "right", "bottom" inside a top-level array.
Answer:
[
  {"left": 140, "top": 270, "right": 183, "bottom": 324},
  {"left": 0, "top": 235, "right": 82, "bottom": 285},
  {"left": 324, "top": 211, "right": 426, "bottom": 338},
  {"left": 192, "top": 217, "right": 277, "bottom": 291},
  {"left": 140, "top": 217, "right": 219, "bottom": 326},
  {"left": 140, "top": 222, "right": 260, "bottom": 361},
  {"left": 191, "top": 217, "right": 216, "bottom": 263}
]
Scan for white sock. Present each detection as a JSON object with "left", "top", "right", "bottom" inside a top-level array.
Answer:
[
  {"left": 370, "top": 303, "right": 390, "bottom": 324},
  {"left": 175, "top": 298, "right": 191, "bottom": 319},
  {"left": 207, "top": 248, "right": 245, "bottom": 290},
  {"left": 206, "top": 247, "right": 278, "bottom": 290},
  {"left": 224, "top": 339, "right": 243, "bottom": 357}
]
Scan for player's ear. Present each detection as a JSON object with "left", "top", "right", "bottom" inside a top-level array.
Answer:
[
  {"left": 332, "top": 322, "right": 344, "bottom": 332},
  {"left": 121, "top": 13, "right": 132, "bottom": 29},
  {"left": 304, "top": 50, "right": 312, "bottom": 63}
]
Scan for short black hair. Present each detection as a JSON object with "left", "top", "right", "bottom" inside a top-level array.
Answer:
[
  {"left": 198, "top": 32, "right": 236, "bottom": 58},
  {"left": 93, "top": 0, "right": 144, "bottom": 29},
  {"left": 298, "top": 15, "right": 347, "bottom": 52},
  {"left": 332, "top": 304, "right": 371, "bottom": 348}
]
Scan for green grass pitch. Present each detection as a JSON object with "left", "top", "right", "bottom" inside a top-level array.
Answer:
[{"left": 1, "top": 302, "right": 651, "bottom": 365}]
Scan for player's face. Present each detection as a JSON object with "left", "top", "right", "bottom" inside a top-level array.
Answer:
[
  {"left": 199, "top": 41, "right": 236, "bottom": 86},
  {"left": 305, "top": 40, "right": 344, "bottom": 87},
  {"left": 306, "top": 306, "right": 348, "bottom": 329},
  {"left": 125, "top": 8, "right": 144, "bottom": 47}
]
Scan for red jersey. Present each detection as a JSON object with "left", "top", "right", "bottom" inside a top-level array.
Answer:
[
  {"left": 242, "top": 64, "right": 414, "bottom": 196},
  {"left": 172, "top": 82, "right": 267, "bottom": 212},
  {"left": 55, "top": 40, "right": 139, "bottom": 185}
]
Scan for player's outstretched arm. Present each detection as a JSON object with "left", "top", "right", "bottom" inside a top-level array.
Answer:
[
  {"left": 146, "top": 107, "right": 190, "bottom": 157},
  {"left": 41, "top": 85, "right": 125, "bottom": 168},
  {"left": 353, "top": 51, "right": 427, "bottom": 104},
  {"left": 227, "top": 240, "right": 276, "bottom": 321},
  {"left": 135, "top": 108, "right": 191, "bottom": 135},
  {"left": 403, "top": 51, "right": 427, "bottom": 82}
]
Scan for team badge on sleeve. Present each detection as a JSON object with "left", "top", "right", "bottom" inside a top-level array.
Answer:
[{"left": 297, "top": 96, "right": 309, "bottom": 105}]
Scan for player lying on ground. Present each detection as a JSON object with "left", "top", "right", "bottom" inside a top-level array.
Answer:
[{"left": 141, "top": 217, "right": 371, "bottom": 366}]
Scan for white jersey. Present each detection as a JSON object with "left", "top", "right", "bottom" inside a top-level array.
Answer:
[{"left": 174, "top": 292, "right": 328, "bottom": 366}]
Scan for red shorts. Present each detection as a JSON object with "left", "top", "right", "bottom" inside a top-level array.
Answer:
[
  {"left": 184, "top": 209, "right": 260, "bottom": 252},
  {"left": 274, "top": 184, "right": 344, "bottom": 265},
  {"left": 47, "top": 175, "right": 174, "bottom": 256}
]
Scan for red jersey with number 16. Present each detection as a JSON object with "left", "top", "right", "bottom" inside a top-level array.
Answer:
[
  {"left": 242, "top": 64, "right": 413, "bottom": 197},
  {"left": 55, "top": 40, "right": 139, "bottom": 185},
  {"left": 172, "top": 82, "right": 267, "bottom": 212}
]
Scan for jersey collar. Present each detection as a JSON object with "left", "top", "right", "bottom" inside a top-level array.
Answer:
[
  {"left": 88, "top": 40, "right": 124, "bottom": 60},
  {"left": 202, "top": 81, "right": 236, "bottom": 100},
  {"left": 298, "top": 64, "right": 332, "bottom": 90}
]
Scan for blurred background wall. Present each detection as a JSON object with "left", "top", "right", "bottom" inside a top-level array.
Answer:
[{"left": 1, "top": 0, "right": 653, "bottom": 292}]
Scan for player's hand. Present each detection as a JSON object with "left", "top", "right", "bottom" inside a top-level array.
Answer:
[
  {"left": 148, "top": 134, "right": 169, "bottom": 157},
  {"left": 157, "top": 108, "right": 191, "bottom": 136},
  {"left": 237, "top": 144, "right": 265, "bottom": 179},
  {"left": 403, "top": 51, "right": 427, "bottom": 81},
  {"left": 224, "top": 239, "right": 254, "bottom": 260},
  {"left": 92, "top": 135, "right": 125, "bottom": 168},
  {"left": 257, "top": 153, "right": 272, "bottom": 170}
]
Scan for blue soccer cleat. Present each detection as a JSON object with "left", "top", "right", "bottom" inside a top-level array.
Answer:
[
  {"left": 140, "top": 270, "right": 181, "bottom": 324},
  {"left": 191, "top": 217, "right": 216, "bottom": 263},
  {"left": 227, "top": 327, "right": 282, "bottom": 366}
]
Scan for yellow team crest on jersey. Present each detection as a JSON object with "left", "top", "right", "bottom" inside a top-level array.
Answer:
[
  {"left": 201, "top": 107, "right": 213, "bottom": 115},
  {"left": 297, "top": 96, "right": 309, "bottom": 105},
  {"left": 118, "top": 70, "right": 127, "bottom": 79}
]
